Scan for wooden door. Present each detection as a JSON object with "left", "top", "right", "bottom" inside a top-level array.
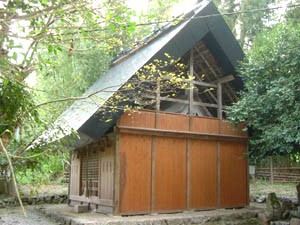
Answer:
[
  {"left": 100, "top": 145, "right": 114, "bottom": 200},
  {"left": 70, "top": 151, "right": 81, "bottom": 195}
]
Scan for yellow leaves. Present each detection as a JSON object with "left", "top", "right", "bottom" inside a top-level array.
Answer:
[{"left": 164, "top": 52, "right": 171, "bottom": 58}]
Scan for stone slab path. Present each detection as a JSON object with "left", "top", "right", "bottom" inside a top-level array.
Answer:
[{"left": 36, "top": 204, "right": 264, "bottom": 225}]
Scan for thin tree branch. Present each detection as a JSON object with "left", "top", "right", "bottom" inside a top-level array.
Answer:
[
  {"left": 36, "top": 84, "right": 122, "bottom": 107},
  {"left": 0, "top": 138, "right": 27, "bottom": 217}
]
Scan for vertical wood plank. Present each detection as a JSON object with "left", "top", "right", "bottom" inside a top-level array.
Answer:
[
  {"left": 186, "top": 139, "right": 190, "bottom": 210},
  {"left": 154, "top": 137, "right": 187, "bottom": 211},
  {"left": 151, "top": 136, "right": 155, "bottom": 212},
  {"left": 220, "top": 141, "right": 247, "bottom": 207},
  {"left": 217, "top": 142, "right": 220, "bottom": 208},
  {"left": 69, "top": 151, "right": 81, "bottom": 196},
  {"left": 68, "top": 151, "right": 72, "bottom": 200},
  {"left": 114, "top": 131, "right": 120, "bottom": 215},
  {"left": 119, "top": 133, "right": 152, "bottom": 213},
  {"left": 190, "top": 140, "right": 218, "bottom": 209}
]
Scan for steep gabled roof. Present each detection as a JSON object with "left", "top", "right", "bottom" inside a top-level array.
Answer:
[{"left": 42, "top": 0, "right": 244, "bottom": 149}]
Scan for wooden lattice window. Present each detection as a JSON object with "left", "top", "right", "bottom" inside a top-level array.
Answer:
[{"left": 80, "top": 148, "right": 99, "bottom": 197}]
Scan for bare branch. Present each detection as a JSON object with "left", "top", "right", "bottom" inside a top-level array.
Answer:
[
  {"left": 36, "top": 84, "right": 122, "bottom": 107},
  {"left": 0, "top": 138, "right": 27, "bottom": 217}
]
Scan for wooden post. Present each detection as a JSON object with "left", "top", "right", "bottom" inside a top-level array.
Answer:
[
  {"left": 114, "top": 129, "right": 120, "bottom": 215},
  {"left": 156, "top": 79, "right": 160, "bottom": 111},
  {"left": 189, "top": 49, "right": 194, "bottom": 115},
  {"left": 217, "top": 83, "right": 222, "bottom": 119},
  {"left": 270, "top": 157, "right": 274, "bottom": 184}
]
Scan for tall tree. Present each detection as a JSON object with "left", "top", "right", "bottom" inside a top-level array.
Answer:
[
  {"left": 226, "top": 22, "right": 300, "bottom": 159},
  {"left": 214, "top": 0, "right": 278, "bottom": 49},
  {"left": 0, "top": 0, "right": 137, "bottom": 148}
]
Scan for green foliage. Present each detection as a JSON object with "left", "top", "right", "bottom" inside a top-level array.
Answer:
[
  {"left": 16, "top": 152, "right": 68, "bottom": 194},
  {"left": 0, "top": 79, "right": 38, "bottom": 138},
  {"left": 226, "top": 22, "right": 300, "bottom": 159},
  {"left": 214, "top": 0, "right": 278, "bottom": 49}
]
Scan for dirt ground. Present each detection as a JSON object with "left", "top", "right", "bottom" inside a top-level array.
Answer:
[
  {"left": 0, "top": 206, "right": 58, "bottom": 225},
  {"left": 21, "top": 179, "right": 296, "bottom": 198}
]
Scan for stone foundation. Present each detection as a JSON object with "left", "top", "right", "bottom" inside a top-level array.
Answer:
[
  {"left": 36, "top": 204, "right": 264, "bottom": 225},
  {"left": 0, "top": 194, "right": 68, "bottom": 207}
]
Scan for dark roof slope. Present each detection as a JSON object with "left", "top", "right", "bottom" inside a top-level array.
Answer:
[{"left": 41, "top": 0, "right": 244, "bottom": 149}]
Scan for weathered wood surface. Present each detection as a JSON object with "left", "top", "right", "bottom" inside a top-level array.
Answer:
[
  {"left": 69, "top": 151, "right": 80, "bottom": 196},
  {"left": 119, "top": 133, "right": 152, "bottom": 213},
  {"left": 220, "top": 141, "right": 247, "bottom": 207},
  {"left": 116, "top": 110, "right": 248, "bottom": 214},
  {"left": 190, "top": 139, "right": 218, "bottom": 209},
  {"left": 154, "top": 137, "right": 187, "bottom": 211}
]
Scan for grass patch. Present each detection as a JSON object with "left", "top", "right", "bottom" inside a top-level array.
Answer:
[{"left": 250, "top": 179, "right": 297, "bottom": 198}]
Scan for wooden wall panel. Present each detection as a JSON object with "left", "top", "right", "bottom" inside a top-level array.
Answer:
[
  {"left": 190, "top": 140, "right": 218, "bottom": 209},
  {"left": 119, "top": 133, "right": 152, "bottom": 213},
  {"left": 100, "top": 145, "right": 114, "bottom": 200},
  {"left": 119, "top": 111, "right": 155, "bottom": 128},
  {"left": 156, "top": 113, "right": 189, "bottom": 131},
  {"left": 220, "top": 121, "right": 247, "bottom": 136},
  {"left": 192, "top": 117, "right": 219, "bottom": 134},
  {"left": 220, "top": 141, "right": 247, "bottom": 207},
  {"left": 154, "top": 137, "right": 187, "bottom": 211},
  {"left": 70, "top": 151, "right": 81, "bottom": 195}
]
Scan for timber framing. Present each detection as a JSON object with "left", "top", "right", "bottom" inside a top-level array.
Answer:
[{"left": 64, "top": 0, "right": 248, "bottom": 216}]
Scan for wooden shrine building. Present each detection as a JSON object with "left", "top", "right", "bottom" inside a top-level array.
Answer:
[{"left": 57, "top": 0, "right": 249, "bottom": 215}]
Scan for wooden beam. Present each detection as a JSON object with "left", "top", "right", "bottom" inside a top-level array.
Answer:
[
  {"left": 207, "top": 90, "right": 218, "bottom": 103},
  {"left": 156, "top": 79, "right": 160, "bottom": 111},
  {"left": 212, "top": 75, "right": 234, "bottom": 84},
  {"left": 192, "top": 80, "right": 217, "bottom": 88},
  {"left": 193, "top": 101, "right": 219, "bottom": 108},
  {"left": 217, "top": 83, "right": 222, "bottom": 119},
  {"left": 194, "top": 46, "right": 235, "bottom": 102},
  {"left": 69, "top": 195, "right": 114, "bottom": 207},
  {"left": 189, "top": 49, "right": 194, "bottom": 115},
  {"left": 117, "top": 126, "right": 249, "bottom": 141},
  {"left": 161, "top": 75, "right": 217, "bottom": 88}
]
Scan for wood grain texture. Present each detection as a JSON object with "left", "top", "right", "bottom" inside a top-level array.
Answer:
[
  {"left": 220, "top": 141, "right": 247, "bottom": 207},
  {"left": 154, "top": 137, "right": 187, "bottom": 211},
  {"left": 190, "top": 139, "right": 218, "bottom": 209},
  {"left": 70, "top": 151, "right": 81, "bottom": 195},
  {"left": 119, "top": 133, "right": 152, "bottom": 213},
  {"left": 100, "top": 145, "right": 114, "bottom": 200},
  {"left": 191, "top": 117, "right": 219, "bottom": 134},
  {"left": 119, "top": 111, "right": 155, "bottom": 128},
  {"left": 156, "top": 113, "right": 189, "bottom": 131},
  {"left": 220, "top": 121, "right": 247, "bottom": 136}
]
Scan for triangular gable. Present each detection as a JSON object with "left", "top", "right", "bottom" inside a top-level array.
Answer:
[{"left": 37, "top": 0, "right": 244, "bottom": 148}]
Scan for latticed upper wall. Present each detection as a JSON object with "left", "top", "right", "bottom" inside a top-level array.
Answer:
[{"left": 142, "top": 39, "right": 239, "bottom": 118}]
